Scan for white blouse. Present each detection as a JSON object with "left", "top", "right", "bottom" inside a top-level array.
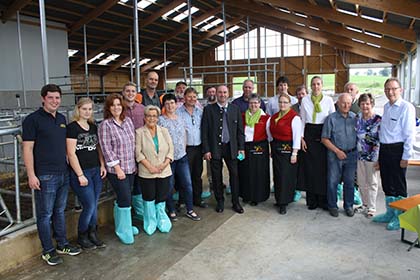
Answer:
[
  {"left": 300, "top": 94, "right": 335, "bottom": 136},
  {"left": 266, "top": 115, "right": 302, "bottom": 150}
]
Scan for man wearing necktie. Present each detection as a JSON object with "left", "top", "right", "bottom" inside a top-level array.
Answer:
[{"left": 202, "top": 85, "right": 245, "bottom": 214}]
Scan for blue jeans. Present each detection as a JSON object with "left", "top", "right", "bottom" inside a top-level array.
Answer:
[
  {"left": 70, "top": 167, "right": 103, "bottom": 232},
  {"left": 167, "top": 155, "right": 193, "bottom": 212},
  {"left": 327, "top": 150, "right": 357, "bottom": 209},
  {"left": 107, "top": 173, "right": 134, "bottom": 208},
  {"left": 35, "top": 172, "right": 69, "bottom": 254}
]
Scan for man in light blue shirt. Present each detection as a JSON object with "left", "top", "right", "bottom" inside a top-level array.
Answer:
[
  {"left": 374, "top": 77, "right": 416, "bottom": 230},
  {"left": 177, "top": 88, "right": 208, "bottom": 208},
  {"left": 321, "top": 93, "right": 357, "bottom": 218}
]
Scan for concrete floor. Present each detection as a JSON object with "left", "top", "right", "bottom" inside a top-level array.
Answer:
[{"left": 1, "top": 166, "right": 420, "bottom": 280}]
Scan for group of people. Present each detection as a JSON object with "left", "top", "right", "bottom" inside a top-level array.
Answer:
[{"left": 22, "top": 72, "right": 416, "bottom": 266}]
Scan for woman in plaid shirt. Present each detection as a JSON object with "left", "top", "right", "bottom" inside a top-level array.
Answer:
[{"left": 99, "top": 93, "right": 138, "bottom": 245}]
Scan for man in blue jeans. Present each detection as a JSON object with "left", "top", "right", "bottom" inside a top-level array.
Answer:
[
  {"left": 321, "top": 93, "right": 357, "bottom": 218},
  {"left": 23, "top": 84, "right": 81, "bottom": 265}
]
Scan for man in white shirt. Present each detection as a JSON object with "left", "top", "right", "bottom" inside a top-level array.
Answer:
[
  {"left": 266, "top": 76, "right": 298, "bottom": 116},
  {"left": 373, "top": 77, "right": 416, "bottom": 230}
]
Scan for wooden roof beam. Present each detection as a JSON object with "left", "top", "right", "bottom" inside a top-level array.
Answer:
[
  {"left": 226, "top": 0, "right": 407, "bottom": 54},
  {"left": 256, "top": 0, "right": 416, "bottom": 42},
  {"left": 340, "top": 0, "right": 420, "bottom": 20},
  {"left": 68, "top": 0, "right": 119, "bottom": 35},
  {"left": 72, "top": 0, "right": 185, "bottom": 70},
  {"left": 1, "top": 0, "right": 32, "bottom": 23}
]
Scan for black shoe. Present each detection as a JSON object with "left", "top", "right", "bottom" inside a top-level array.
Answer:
[
  {"left": 194, "top": 201, "right": 209, "bottom": 208},
  {"left": 42, "top": 250, "right": 63, "bottom": 266},
  {"left": 88, "top": 225, "right": 106, "bottom": 248},
  {"left": 232, "top": 203, "right": 244, "bottom": 214},
  {"left": 216, "top": 201, "right": 224, "bottom": 213},
  {"left": 308, "top": 204, "right": 317, "bottom": 210},
  {"left": 57, "top": 244, "right": 81, "bottom": 256},
  {"left": 345, "top": 208, "right": 355, "bottom": 217},
  {"left": 186, "top": 210, "right": 201, "bottom": 221},
  {"left": 329, "top": 208, "right": 339, "bottom": 217},
  {"left": 279, "top": 205, "right": 287, "bottom": 215},
  {"left": 250, "top": 201, "right": 258, "bottom": 206},
  {"left": 78, "top": 231, "right": 96, "bottom": 250}
]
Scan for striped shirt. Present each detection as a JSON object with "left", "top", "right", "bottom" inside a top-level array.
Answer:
[{"left": 98, "top": 117, "right": 136, "bottom": 174}]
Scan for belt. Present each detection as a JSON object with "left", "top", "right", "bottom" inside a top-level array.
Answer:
[
  {"left": 342, "top": 147, "right": 356, "bottom": 153},
  {"left": 380, "top": 142, "right": 403, "bottom": 148}
]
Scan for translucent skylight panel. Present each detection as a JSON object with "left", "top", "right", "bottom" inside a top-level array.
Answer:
[
  {"left": 364, "top": 31, "right": 382, "bottom": 38},
  {"left": 346, "top": 26, "right": 363, "bottom": 33},
  {"left": 87, "top": 52, "right": 105, "bottom": 64},
  {"left": 68, "top": 49, "right": 78, "bottom": 57},
  {"left": 309, "top": 26, "right": 319, "bottom": 31},
  {"left": 295, "top": 12, "right": 307, "bottom": 18},
  {"left": 98, "top": 54, "right": 120, "bottom": 65},
  {"left": 201, "top": 18, "right": 223, "bottom": 31},
  {"left": 194, "top": 16, "right": 214, "bottom": 28},
  {"left": 351, "top": 38, "right": 365, "bottom": 44},
  {"left": 154, "top": 61, "right": 172, "bottom": 70},
  {"left": 296, "top": 22, "right": 305, "bottom": 27},
  {"left": 361, "top": 14, "right": 383, "bottom": 23},
  {"left": 217, "top": 25, "right": 240, "bottom": 37},
  {"left": 366, "top": 42, "right": 381, "bottom": 48},
  {"left": 172, "top": 6, "right": 199, "bottom": 22},
  {"left": 337, "top": 8, "right": 358, "bottom": 17},
  {"left": 162, "top": 3, "right": 187, "bottom": 18},
  {"left": 138, "top": 0, "right": 156, "bottom": 10},
  {"left": 123, "top": 58, "right": 151, "bottom": 67},
  {"left": 279, "top": 8, "right": 290, "bottom": 13}
]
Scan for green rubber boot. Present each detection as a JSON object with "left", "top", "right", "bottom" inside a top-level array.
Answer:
[
  {"left": 156, "top": 202, "right": 172, "bottom": 233},
  {"left": 132, "top": 194, "right": 144, "bottom": 221},
  {"left": 386, "top": 196, "right": 405, "bottom": 230},
  {"left": 372, "top": 196, "right": 395, "bottom": 223},
  {"left": 143, "top": 200, "right": 157, "bottom": 235}
]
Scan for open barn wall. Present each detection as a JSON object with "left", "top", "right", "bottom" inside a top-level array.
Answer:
[{"left": 166, "top": 41, "right": 381, "bottom": 97}]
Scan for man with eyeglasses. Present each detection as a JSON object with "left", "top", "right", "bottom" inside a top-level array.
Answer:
[
  {"left": 177, "top": 88, "right": 208, "bottom": 208},
  {"left": 373, "top": 77, "right": 416, "bottom": 230}
]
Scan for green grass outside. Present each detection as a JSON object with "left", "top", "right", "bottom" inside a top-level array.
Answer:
[{"left": 307, "top": 74, "right": 387, "bottom": 95}]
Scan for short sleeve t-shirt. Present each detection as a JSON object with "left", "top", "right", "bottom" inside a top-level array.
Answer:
[
  {"left": 22, "top": 108, "right": 67, "bottom": 175},
  {"left": 66, "top": 121, "right": 100, "bottom": 170}
]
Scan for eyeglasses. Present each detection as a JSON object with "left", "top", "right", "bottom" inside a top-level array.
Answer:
[
  {"left": 145, "top": 115, "right": 158, "bottom": 118},
  {"left": 384, "top": 87, "right": 400, "bottom": 92},
  {"left": 278, "top": 101, "right": 290, "bottom": 104}
]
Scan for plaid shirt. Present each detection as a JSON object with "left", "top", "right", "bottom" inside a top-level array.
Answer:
[{"left": 98, "top": 117, "right": 136, "bottom": 174}]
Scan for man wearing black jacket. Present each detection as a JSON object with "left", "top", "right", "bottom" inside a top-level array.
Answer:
[{"left": 201, "top": 85, "right": 245, "bottom": 214}]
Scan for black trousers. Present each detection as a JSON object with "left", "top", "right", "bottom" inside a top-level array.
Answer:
[
  {"left": 186, "top": 145, "right": 204, "bottom": 205},
  {"left": 379, "top": 143, "right": 407, "bottom": 197},
  {"left": 139, "top": 176, "right": 170, "bottom": 203},
  {"left": 210, "top": 144, "right": 240, "bottom": 205}
]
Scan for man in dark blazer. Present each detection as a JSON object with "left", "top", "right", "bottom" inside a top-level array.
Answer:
[{"left": 202, "top": 85, "right": 245, "bottom": 214}]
